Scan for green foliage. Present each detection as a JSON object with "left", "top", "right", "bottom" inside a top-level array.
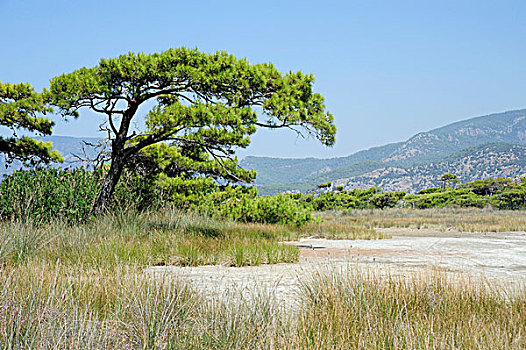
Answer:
[
  {"left": 301, "top": 187, "right": 381, "bottom": 211},
  {"left": 440, "top": 172, "right": 458, "bottom": 182},
  {"left": 0, "top": 168, "right": 100, "bottom": 222},
  {"left": 253, "top": 194, "right": 312, "bottom": 226},
  {"left": 3, "top": 166, "right": 524, "bottom": 226},
  {"left": 173, "top": 183, "right": 312, "bottom": 226},
  {"left": 285, "top": 176, "right": 526, "bottom": 212},
  {"left": 496, "top": 188, "right": 526, "bottom": 209},
  {"left": 439, "top": 172, "right": 459, "bottom": 190},
  {"left": 0, "top": 167, "right": 310, "bottom": 226},
  {"left": 0, "top": 82, "right": 63, "bottom": 164},
  {"left": 406, "top": 190, "right": 466, "bottom": 209},
  {"left": 450, "top": 192, "right": 490, "bottom": 208},
  {"left": 157, "top": 175, "right": 218, "bottom": 209},
  {"left": 468, "top": 178, "right": 511, "bottom": 196},
  {"left": 418, "top": 187, "right": 441, "bottom": 195}
]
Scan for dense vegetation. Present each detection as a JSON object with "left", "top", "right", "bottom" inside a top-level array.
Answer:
[
  {"left": 405, "top": 177, "right": 526, "bottom": 209},
  {"left": 47, "top": 48, "right": 336, "bottom": 214},
  {"left": 3, "top": 48, "right": 526, "bottom": 349},
  {"left": 0, "top": 168, "right": 164, "bottom": 223},
  {"left": 276, "top": 175, "right": 526, "bottom": 212},
  {"left": 0, "top": 166, "right": 524, "bottom": 349},
  {"left": 0, "top": 168, "right": 313, "bottom": 226},
  {"left": 1, "top": 166, "right": 524, "bottom": 228}
]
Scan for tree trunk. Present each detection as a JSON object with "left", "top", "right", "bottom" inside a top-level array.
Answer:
[
  {"left": 90, "top": 104, "right": 138, "bottom": 216},
  {"left": 91, "top": 154, "right": 126, "bottom": 216}
]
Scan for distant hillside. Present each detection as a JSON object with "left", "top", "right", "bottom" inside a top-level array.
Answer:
[
  {"left": 241, "top": 109, "right": 526, "bottom": 194},
  {"left": 336, "top": 143, "right": 526, "bottom": 193},
  {"left": 241, "top": 142, "right": 401, "bottom": 186},
  {"left": 382, "top": 109, "right": 526, "bottom": 164}
]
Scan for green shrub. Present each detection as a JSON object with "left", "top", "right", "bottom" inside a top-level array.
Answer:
[
  {"left": 303, "top": 187, "right": 380, "bottom": 211},
  {"left": 194, "top": 186, "right": 312, "bottom": 226},
  {"left": 496, "top": 188, "right": 526, "bottom": 209},
  {"left": 0, "top": 168, "right": 101, "bottom": 222},
  {"left": 418, "top": 187, "right": 441, "bottom": 195},
  {"left": 370, "top": 191, "right": 406, "bottom": 209},
  {"left": 450, "top": 193, "right": 490, "bottom": 208}
]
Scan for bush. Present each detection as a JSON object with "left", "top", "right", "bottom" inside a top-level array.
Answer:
[
  {"left": 449, "top": 193, "right": 490, "bottom": 208},
  {"left": 304, "top": 187, "right": 380, "bottom": 211},
  {"left": 370, "top": 191, "right": 406, "bottom": 209},
  {"left": 418, "top": 187, "right": 441, "bottom": 195},
  {"left": 255, "top": 194, "right": 312, "bottom": 226},
  {"left": 0, "top": 168, "right": 101, "bottom": 222},
  {"left": 496, "top": 188, "right": 526, "bottom": 209}
]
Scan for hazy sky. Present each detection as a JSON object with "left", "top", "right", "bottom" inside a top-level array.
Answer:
[{"left": 1, "top": 0, "right": 525, "bottom": 158}]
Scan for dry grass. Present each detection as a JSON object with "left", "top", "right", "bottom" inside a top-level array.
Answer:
[
  {"left": 296, "top": 268, "right": 526, "bottom": 349},
  {"left": 296, "top": 216, "right": 391, "bottom": 240},
  {"left": 337, "top": 207, "right": 526, "bottom": 232},
  {"left": 0, "top": 207, "right": 387, "bottom": 270},
  {"left": 1, "top": 263, "right": 524, "bottom": 349},
  {"left": 0, "top": 210, "right": 301, "bottom": 268}
]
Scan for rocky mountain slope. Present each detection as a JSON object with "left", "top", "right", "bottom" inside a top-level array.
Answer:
[
  {"left": 336, "top": 143, "right": 526, "bottom": 193},
  {"left": 241, "top": 109, "right": 526, "bottom": 194}
]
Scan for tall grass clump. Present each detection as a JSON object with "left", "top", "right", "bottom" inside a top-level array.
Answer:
[
  {"left": 342, "top": 207, "right": 526, "bottom": 232},
  {"left": 0, "top": 208, "right": 300, "bottom": 269},
  {"left": 296, "top": 268, "right": 526, "bottom": 349},
  {"left": 2, "top": 263, "right": 525, "bottom": 349},
  {"left": 0, "top": 263, "right": 294, "bottom": 349},
  {"left": 295, "top": 216, "right": 390, "bottom": 240},
  {"left": 0, "top": 221, "right": 52, "bottom": 265},
  {"left": 0, "top": 168, "right": 101, "bottom": 222},
  {"left": 0, "top": 263, "right": 200, "bottom": 349}
]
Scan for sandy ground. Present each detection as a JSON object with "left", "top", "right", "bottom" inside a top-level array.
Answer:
[{"left": 145, "top": 229, "right": 526, "bottom": 304}]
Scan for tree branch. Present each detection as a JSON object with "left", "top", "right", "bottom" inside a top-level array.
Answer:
[{"left": 205, "top": 147, "right": 246, "bottom": 183}]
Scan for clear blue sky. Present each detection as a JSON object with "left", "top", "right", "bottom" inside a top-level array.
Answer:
[{"left": 1, "top": 0, "right": 525, "bottom": 158}]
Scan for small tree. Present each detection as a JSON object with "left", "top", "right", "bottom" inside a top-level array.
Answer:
[
  {"left": 49, "top": 48, "right": 336, "bottom": 214},
  {"left": 0, "top": 82, "right": 63, "bottom": 164},
  {"left": 439, "top": 172, "right": 458, "bottom": 191},
  {"left": 317, "top": 182, "right": 332, "bottom": 189}
]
